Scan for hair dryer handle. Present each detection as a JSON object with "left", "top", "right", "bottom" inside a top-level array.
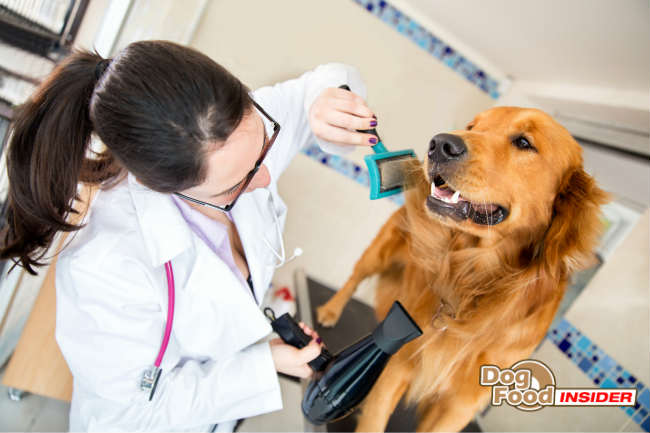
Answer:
[{"left": 264, "top": 308, "right": 333, "bottom": 372}]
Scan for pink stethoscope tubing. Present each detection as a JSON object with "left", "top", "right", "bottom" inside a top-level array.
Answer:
[{"left": 155, "top": 261, "right": 175, "bottom": 367}]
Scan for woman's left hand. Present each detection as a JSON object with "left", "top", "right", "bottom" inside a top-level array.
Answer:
[{"left": 308, "top": 87, "right": 378, "bottom": 147}]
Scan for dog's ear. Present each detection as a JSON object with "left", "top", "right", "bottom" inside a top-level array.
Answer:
[{"left": 535, "top": 167, "right": 610, "bottom": 278}]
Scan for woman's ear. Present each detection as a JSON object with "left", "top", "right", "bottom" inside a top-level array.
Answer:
[{"left": 536, "top": 167, "right": 610, "bottom": 279}]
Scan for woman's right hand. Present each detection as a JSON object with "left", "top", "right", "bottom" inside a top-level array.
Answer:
[{"left": 269, "top": 322, "right": 324, "bottom": 379}]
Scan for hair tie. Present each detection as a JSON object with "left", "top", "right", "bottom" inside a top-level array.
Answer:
[{"left": 94, "top": 58, "right": 111, "bottom": 81}]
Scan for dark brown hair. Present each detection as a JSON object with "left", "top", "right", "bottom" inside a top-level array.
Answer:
[{"left": 1, "top": 40, "right": 252, "bottom": 274}]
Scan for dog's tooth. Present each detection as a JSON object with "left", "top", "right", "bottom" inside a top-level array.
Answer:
[
  {"left": 451, "top": 191, "right": 460, "bottom": 203},
  {"left": 431, "top": 183, "right": 435, "bottom": 196}
]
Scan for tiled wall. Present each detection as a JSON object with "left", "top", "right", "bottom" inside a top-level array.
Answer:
[
  {"left": 549, "top": 318, "right": 649, "bottom": 431},
  {"left": 353, "top": 0, "right": 502, "bottom": 99}
]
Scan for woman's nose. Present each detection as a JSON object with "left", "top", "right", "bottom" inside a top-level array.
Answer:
[{"left": 245, "top": 164, "right": 271, "bottom": 192}]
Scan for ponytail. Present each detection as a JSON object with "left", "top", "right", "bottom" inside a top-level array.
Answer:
[
  {"left": 0, "top": 51, "right": 122, "bottom": 275},
  {"left": 1, "top": 41, "right": 252, "bottom": 275}
]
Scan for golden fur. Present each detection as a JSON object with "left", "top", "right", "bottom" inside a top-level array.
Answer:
[{"left": 316, "top": 107, "right": 609, "bottom": 432}]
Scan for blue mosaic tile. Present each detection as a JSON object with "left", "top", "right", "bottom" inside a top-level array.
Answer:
[
  {"left": 546, "top": 317, "right": 647, "bottom": 431},
  {"left": 639, "top": 388, "right": 650, "bottom": 410},
  {"left": 353, "top": 0, "right": 501, "bottom": 98},
  {"left": 597, "top": 355, "right": 616, "bottom": 372},
  {"left": 578, "top": 358, "right": 592, "bottom": 372},
  {"left": 637, "top": 407, "right": 648, "bottom": 421},
  {"left": 558, "top": 339, "right": 571, "bottom": 352},
  {"left": 641, "top": 416, "right": 650, "bottom": 432},
  {"left": 577, "top": 336, "right": 590, "bottom": 350},
  {"left": 601, "top": 378, "right": 618, "bottom": 388}
]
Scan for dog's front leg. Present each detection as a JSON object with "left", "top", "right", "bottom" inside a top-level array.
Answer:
[
  {"left": 317, "top": 208, "right": 407, "bottom": 327},
  {"left": 355, "top": 357, "right": 413, "bottom": 432}
]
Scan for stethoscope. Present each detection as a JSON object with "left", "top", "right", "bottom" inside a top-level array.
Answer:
[
  {"left": 140, "top": 189, "right": 301, "bottom": 400},
  {"left": 263, "top": 191, "right": 303, "bottom": 268}
]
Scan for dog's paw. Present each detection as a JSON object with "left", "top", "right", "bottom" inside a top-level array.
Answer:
[{"left": 316, "top": 303, "right": 342, "bottom": 327}]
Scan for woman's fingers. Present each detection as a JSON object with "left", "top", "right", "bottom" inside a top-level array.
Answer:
[
  {"left": 298, "top": 322, "right": 324, "bottom": 347},
  {"left": 298, "top": 339, "right": 322, "bottom": 364},
  {"left": 331, "top": 88, "right": 375, "bottom": 118},
  {"left": 315, "top": 123, "right": 377, "bottom": 147},
  {"left": 298, "top": 322, "right": 322, "bottom": 343},
  {"left": 309, "top": 87, "right": 378, "bottom": 147},
  {"left": 323, "top": 108, "right": 377, "bottom": 132}
]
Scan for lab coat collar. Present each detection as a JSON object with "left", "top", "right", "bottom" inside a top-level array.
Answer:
[{"left": 127, "top": 173, "right": 193, "bottom": 268}]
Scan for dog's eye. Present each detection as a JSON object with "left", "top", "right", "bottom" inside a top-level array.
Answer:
[
  {"left": 466, "top": 124, "right": 474, "bottom": 131},
  {"left": 512, "top": 135, "right": 536, "bottom": 151}
]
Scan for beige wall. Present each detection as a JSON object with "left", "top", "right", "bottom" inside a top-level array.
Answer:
[
  {"left": 112, "top": 0, "right": 208, "bottom": 54},
  {"left": 190, "top": 0, "right": 494, "bottom": 166},
  {"left": 73, "top": 0, "right": 111, "bottom": 50}
]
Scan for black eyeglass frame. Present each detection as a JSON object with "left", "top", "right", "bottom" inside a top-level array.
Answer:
[{"left": 173, "top": 100, "right": 281, "bottom": 212}]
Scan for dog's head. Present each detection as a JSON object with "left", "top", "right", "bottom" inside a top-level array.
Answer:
[{"left": 421, "top": 106, "right": 609, "bottom": 272}]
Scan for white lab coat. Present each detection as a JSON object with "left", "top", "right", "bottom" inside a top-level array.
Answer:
[{"left": 54, "top": 63, "right": 367, "bottom": 432}]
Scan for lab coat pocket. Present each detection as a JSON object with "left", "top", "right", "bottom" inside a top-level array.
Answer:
[{"left": 173, "top": 247, "right": 272, "bottom": 361}]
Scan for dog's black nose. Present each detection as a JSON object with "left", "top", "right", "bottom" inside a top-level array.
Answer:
[{"left": 428, "top": 133, "right": 467, "bottom": 163}]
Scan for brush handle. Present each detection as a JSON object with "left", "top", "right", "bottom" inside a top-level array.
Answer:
[
  {"left": 369, "top": 141, "right": 388, "bottom": 154},
  {"left": 338, "top": 85, "right": 387, "bottom": 154}
]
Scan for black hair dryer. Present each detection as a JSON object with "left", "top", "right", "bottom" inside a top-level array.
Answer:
[{"left": 264, "top": 301, "right": 422, "bottom": 425}]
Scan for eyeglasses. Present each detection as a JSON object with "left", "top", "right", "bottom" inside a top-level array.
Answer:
[{"left": 173, "top": 99, "right": 281, "bottom": 212}]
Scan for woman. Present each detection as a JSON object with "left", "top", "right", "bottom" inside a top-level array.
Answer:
[{"left": 0, "top": 40, "right": 378, "bottom": 431}]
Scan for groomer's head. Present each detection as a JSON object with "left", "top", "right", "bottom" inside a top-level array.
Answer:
[{"left": 1, "top": 40, "right": 262, "bottom": 274}]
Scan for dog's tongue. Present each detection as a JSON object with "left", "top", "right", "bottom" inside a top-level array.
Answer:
[
  {"left": 432, "top": 183, "right": 499, "bottom": 215},
  {"left": 431, "top": 184, "right": 464, "bottom": 204}
]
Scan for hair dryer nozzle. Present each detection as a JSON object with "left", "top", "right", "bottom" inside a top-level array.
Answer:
[
  {"left": 372, "top": 301, "right": 422, "bottom": 355},
  {"left": 301, "top": 300, "right": 423, "bottom": 425}
]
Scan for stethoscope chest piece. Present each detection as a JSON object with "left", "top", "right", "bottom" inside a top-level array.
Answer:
[{"left": 140, "top": 365, "right": 162, "bottom": 401}]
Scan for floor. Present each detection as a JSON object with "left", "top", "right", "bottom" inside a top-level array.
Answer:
[{"left": 0, "top": 362, "right": 69, "bottom": 432}]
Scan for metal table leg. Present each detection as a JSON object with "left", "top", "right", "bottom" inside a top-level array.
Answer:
[{"left": 294, "top": 268, "right": 327, "bottom": 433}]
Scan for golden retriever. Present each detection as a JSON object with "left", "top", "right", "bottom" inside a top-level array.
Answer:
[{"left": 316, "top": 107, "right": 609, "bottom": 432}]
